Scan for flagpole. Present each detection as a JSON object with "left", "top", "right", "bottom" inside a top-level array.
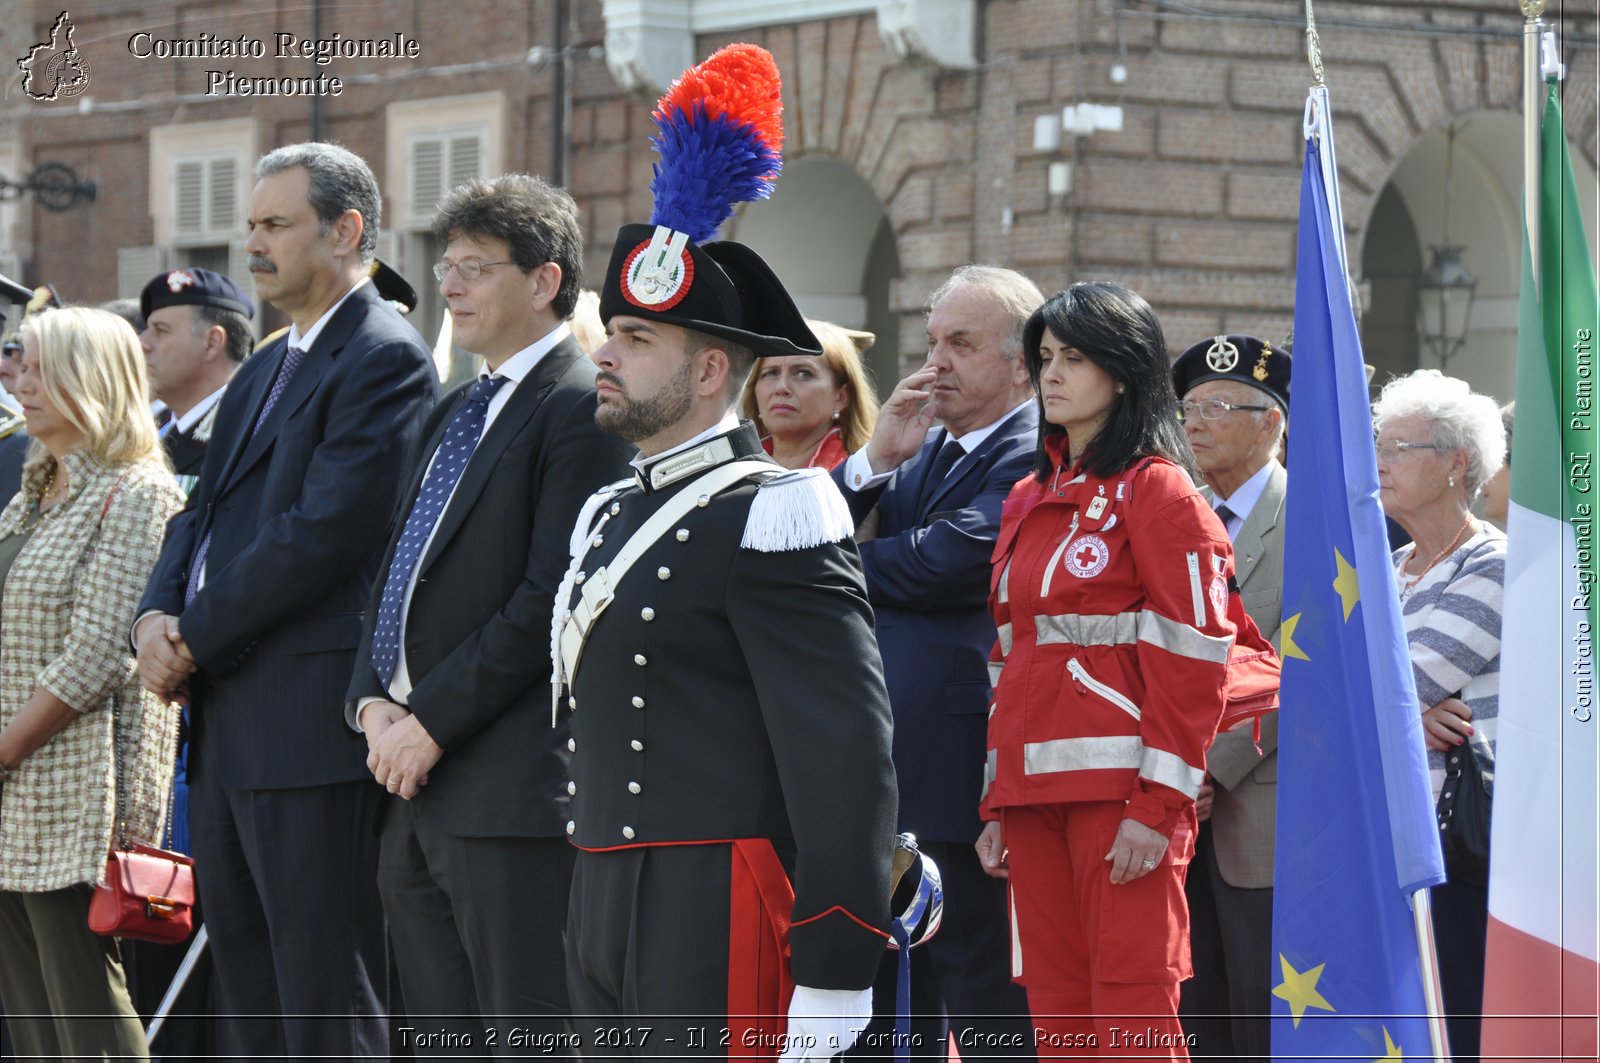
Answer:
[
  {"left": 1303, "top": 4, "right": 1453, "bottom": 1058},
  {"left": 1522, "top": 0, "right": 1545, "bottom": 293}
]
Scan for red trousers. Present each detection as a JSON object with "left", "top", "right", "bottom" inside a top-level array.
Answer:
[{"left": 1003, "top": 801, "right": 1195, "bottom": 1060}]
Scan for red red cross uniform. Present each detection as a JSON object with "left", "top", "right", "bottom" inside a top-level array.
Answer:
[{"left": 984, "top": 438, "right": 1235, "bottom": 1058}]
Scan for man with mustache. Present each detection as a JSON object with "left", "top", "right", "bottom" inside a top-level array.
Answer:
[{"left": 134, "top": 141, "right": 437, "bottom": 1060}]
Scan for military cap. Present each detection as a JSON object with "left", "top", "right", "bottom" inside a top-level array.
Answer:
[
  {"left": 369, "top": 258, "right": 418, "bottom": 314},
  {"left": 0, "top": 273, "right": 34, "bottom": 330},
  {"left": 140, "top": 267, "right": 255, "bottom": 322},
  {"left": 597, "top": 43, "right": 820, "bottom": 361},
  {"left": 1172, "top": 333, "right": 1291, "bottom": 411}
]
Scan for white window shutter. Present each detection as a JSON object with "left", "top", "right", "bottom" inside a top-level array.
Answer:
[
  {"left": 209, "top": 157, "right": 239, "bottom": 232},
  {"left": 410, "top": 137, "right": 444, "bottom": 224},
  {"left": 174, "top": 161, "right": 204, "bottom": 237},
  {"left": 118, "top": 246, "right": 167, "bottom": 299},
  {"left": 447, "top": 133, "right": 482, "bottom": 191}
]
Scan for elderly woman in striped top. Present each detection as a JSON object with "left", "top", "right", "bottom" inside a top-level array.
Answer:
[{"left": 1373, "top": 368, "right": 1506, "bottom": 1063}]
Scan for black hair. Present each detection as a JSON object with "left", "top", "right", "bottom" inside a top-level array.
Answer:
[
  {"left": 432, "top": 174, "right": 584, "bottom": 320},
  {"left": 1023, "top": 282, "right": 1196, "bottom": 481}
]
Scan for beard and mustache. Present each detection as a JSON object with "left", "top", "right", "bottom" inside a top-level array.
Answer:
[{"left": 594, "top": 360, "right": 695, "bottom": 443}]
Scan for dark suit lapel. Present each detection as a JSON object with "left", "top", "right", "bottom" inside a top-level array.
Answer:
[
  {"left": 209, "top": 339, "right": 283, "bottom": 495},
  {"left": 222, "top": 284, "right": 378, "bottom": 492},
  {"left": 419, "top": 342, "right": 582, "bottom": 574},
  {"left": 923, "top": 406, "right": 1035, "bottom": 515}
]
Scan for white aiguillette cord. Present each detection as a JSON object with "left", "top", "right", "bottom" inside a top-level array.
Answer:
[{"left": 552, "top": 460, "right": 773, "bottom": 725}]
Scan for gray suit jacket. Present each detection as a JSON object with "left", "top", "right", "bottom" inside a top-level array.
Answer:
[{"left": 1204, "top": 460, "right": 1285, "bottom": 888}]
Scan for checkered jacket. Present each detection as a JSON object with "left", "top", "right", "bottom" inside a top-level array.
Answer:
[{"left": 0, "top": 451, "right": 184, "bottom": 891}]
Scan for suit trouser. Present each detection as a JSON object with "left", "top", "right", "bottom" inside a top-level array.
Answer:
[
  {"left": 0, "top": 886, "right": 148, "bottom": 1060},
  {"left": 846, "top": 839, "right": 1035, "bottom": 1060},
  {"left": 1178, "top": 825, "right": 1272, "bottom": 1059},
  {"left": 568, "top": 843, "right": 799, "bottom": 1059},
  {"left": 189, "top": 748, "right": 388, "bottom": 1062},
  {"left": 1004, "top": 802, "right": 1193, "bottom": 1060},
  {"left": 378, "top": 799, "right": 575, "bottom": 1058}
]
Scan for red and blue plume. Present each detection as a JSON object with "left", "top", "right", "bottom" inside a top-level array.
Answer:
[{"left": 648, "top": 43, "right": 784, "bottom": 245}]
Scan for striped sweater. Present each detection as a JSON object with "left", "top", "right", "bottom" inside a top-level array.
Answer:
[{"left": 1394, "top": 524, "right": 1505, "bottom": 799}]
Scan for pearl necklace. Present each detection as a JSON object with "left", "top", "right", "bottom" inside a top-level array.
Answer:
[{"left": 1398, "top": 514, "right": 1475, "bottom": 599}]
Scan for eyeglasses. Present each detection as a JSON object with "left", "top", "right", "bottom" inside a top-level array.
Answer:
[
  {"left": 433, "top": 258, "right": 513, "bottom": 283},
  {"left": 1178, "top": 399, "right": 1271, "bottom": 422},
  {"left": 1375, "top": 440, "right": 1441, "bottom": 462}
]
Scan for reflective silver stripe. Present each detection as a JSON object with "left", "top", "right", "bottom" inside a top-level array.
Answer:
[
  {"left": 1039, "top": 524, "right": 1075, "bottom": 600},
  {"left": 1036, "top": 611, "right": 1139, "bottom": 647},
  {"left": 981, "top": 749, "right": 998, "bottom": 799},
  {"left": 1137, "top": 610, "right": 1233, "bottom": 664},
  {"left": 1010, "top": 880, "right": 1023, "bottom": 978},
  {"left": 997, "top": 621, "right": 1014, "bottom": 656},
  {"left": 998, "top": 558, "right": 1011, "bottom": 605},
  {"left": 1141, "top": 746, "right": 1205, "bottom": 798},
  {"left": 988, "top": 660, "right": 1004, "bottom": 687},
  {"left": 1186, "top": 551, "right": 1206, "bottom": 627},
  {"left": 1023, "top": 735, "right": 1143, "bottom": 776}
]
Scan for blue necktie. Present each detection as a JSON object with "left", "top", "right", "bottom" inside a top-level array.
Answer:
[
  {"left": 917, "top": 434, "right": 963, "bottom": 513},
  {"left": 370, "top": 375, "right": 510, "bottom": 687},
  {"left": 185, "top": 346, "right": 306, "bottom": 607}
]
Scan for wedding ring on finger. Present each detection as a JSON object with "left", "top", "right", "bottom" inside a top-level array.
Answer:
[{"left": 1140, "top": 858, "right": 1156, "bottom": 870}]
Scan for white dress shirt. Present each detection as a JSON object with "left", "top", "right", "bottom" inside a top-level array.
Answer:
[
  {"left": 1209, "top": 459, "right": 1275, "bottom": 541},
  {"left": 840, "top": 399, "right": 1034, "bottom": 492}
]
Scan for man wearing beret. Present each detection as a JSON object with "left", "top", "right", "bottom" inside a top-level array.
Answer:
[
  {"left": 139, "top": 268, "right": 255, "bottom": 491},
  {"left": 1171, "top": 334, "right": 1289, "bottom": 1062}
]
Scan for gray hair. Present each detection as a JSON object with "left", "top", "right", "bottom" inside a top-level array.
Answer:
[
  {"left": 926, "top": 265, "right": 1045, "bottom": 361},
  {"left": 257, "top": 142, "right": 381, "bottom": 265},
  {"left": 1372, "top": 369, "right": 1505, "bottom": 496}
]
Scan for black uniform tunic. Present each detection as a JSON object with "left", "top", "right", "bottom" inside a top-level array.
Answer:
[{"left": 559, "top": 423, "right": 897, "bottom": 1053}]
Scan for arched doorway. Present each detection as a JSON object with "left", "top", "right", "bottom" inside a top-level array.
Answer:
[
  {"left": 1362, "top": 110, "right": 1600, "bottom": 403},
  {"left": 730, "top": 154, "right": 901, "bottom": 397}
]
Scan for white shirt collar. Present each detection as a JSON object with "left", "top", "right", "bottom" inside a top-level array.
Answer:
[
  {"left": 629, "top": 411, "right": 741, "bottom": 476},
  {"left": 284, "top": 275, "right": 371, "bottom": 353},
  {"left": 485, "top": 323, "right": 571, "bottom": 384},
  {"left": 173, "top": 386, "right": 228, "bottom": 434},
  {"left": 946, "top": 398, "right": 1034, "bottom": 453},
  {"left": 1212, "top": 459, "right": 1276, "bottom": 530}
]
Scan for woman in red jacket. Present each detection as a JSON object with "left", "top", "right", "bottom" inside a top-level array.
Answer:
[{"left": 975, "top": 283, "right": 1234, "bottom": 1059}]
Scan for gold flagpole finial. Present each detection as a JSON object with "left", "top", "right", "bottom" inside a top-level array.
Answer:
[
  {"left": 1520, "top": 0, "right": 1546, "bottom": 19},
  {"left": 1305, "top": 0, "right": 1326, "bottom": 87}
]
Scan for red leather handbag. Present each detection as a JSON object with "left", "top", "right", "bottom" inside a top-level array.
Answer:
[{"left": 88, "top": 843, "right": 196, "bottom": 944}]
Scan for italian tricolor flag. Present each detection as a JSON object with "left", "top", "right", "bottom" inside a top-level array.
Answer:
[{"left": 1482, "top": 77, "right": 1600, "bottom": 1062}]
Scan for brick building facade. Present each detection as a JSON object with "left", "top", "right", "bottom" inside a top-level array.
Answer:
[{"left": 2, "top": 0, "right": 1595, "bottom": 400}]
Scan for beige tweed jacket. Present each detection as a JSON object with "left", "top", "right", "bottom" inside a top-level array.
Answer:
[{"left": 0, "top": 450, "right": 184, "bottom": 892}]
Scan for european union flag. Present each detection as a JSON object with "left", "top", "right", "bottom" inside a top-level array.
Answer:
[{"left": 1270, "top": 92, "right": 1448, "bottom": 1062}]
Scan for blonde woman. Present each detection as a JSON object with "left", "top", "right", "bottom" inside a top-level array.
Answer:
[
  {"left": 0, "top": 307, "right": 184, "bottom": 1060},
  {"left": 742, "top": 318, "right": 880, "bottom": 470}
]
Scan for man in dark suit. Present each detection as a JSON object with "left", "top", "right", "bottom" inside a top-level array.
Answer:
[
  {"left": 1172, "top": 335, "right": 1289, "bottom": 1061},
  {"left": 834, "top": 266, "right": 1041, "bottom": 1057},
  {"left": 346, "top": 174, "right": 631, "bottom": 1051},
  {"left": 138, "top": 267, "right": 254, "bottom": 490},
  {"left": 133, "top": 141, "right": 438, "bottom": 1060}
]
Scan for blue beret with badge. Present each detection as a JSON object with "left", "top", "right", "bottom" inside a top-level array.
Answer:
[
  {"left": 1172, "top": 333, "right": 1291, "bottom": 412},
  {"left": 140, "top": 267, "right": 255, "bottom": 322}
]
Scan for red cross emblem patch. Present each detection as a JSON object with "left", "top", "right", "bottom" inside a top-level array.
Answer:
[
  {"left": 166, "top": 269, "right": 195, "bottom": 293},
  {"left": 1064, "top": 534, "right": 1110, "bottom": 578}
]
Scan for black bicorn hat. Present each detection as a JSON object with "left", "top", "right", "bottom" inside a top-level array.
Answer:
[
  {"left": 369, "top": 258, "right": 418, "bottom": 314},
  {"left": 597, "top": 43, "right": 820, "bottom": 360},
  {"left": 1172, "top": 333, "right": 1291, "bottom": 411},
  {"left": 140, "top": 267, "right": 255, "bottom": 322}
]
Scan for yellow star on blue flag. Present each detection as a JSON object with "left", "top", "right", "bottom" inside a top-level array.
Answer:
[
  {"left": 1272, "top": 954, "right": 1336, "bottom": 1027},
  {"left": 1333, "top": 547, "right": 1359, "bottom": 620}
]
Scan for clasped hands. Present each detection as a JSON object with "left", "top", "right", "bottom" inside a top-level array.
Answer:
[
  {"left": 360, "top": 701, "right": 442, "bottom": 799},
  {"left": 134, "top": 612, "right": 196, "bottom": 704}
]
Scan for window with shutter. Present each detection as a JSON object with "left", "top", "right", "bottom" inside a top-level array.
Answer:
[
  {"left": 407, "top": 131, "right": 484, "bottom": 226},
  {"left": 172, "top": 154, "right": 243, "bottom": 244}
]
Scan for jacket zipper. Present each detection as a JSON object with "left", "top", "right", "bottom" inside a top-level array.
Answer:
[
  {"left": 1066, "top": 657, "right": 1141, "bottom": 720},
  {"left": 1039, "top": 513, "right": 1080, "bottom": 599},
  {"left": 1186, "top": 550, "right": 1206, "bottom": 627}
]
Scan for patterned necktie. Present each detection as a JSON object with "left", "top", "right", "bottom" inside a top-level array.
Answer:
[
  {"left": 917, "top": 435, "right": 964, "bottom": 512},
  {"left": 369, "top": 375, "right": 510, "bottom": 687},
  {"left": 184, "top": 346, "right": 306, "bottom": 607}
]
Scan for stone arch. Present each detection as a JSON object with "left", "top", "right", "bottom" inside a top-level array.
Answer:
[
  {"left": 1360, "top": 107, "right": 1599, "bottom": 402},
  {"left": 731, "top": 153, "right": 902, "bottom": 397}
]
